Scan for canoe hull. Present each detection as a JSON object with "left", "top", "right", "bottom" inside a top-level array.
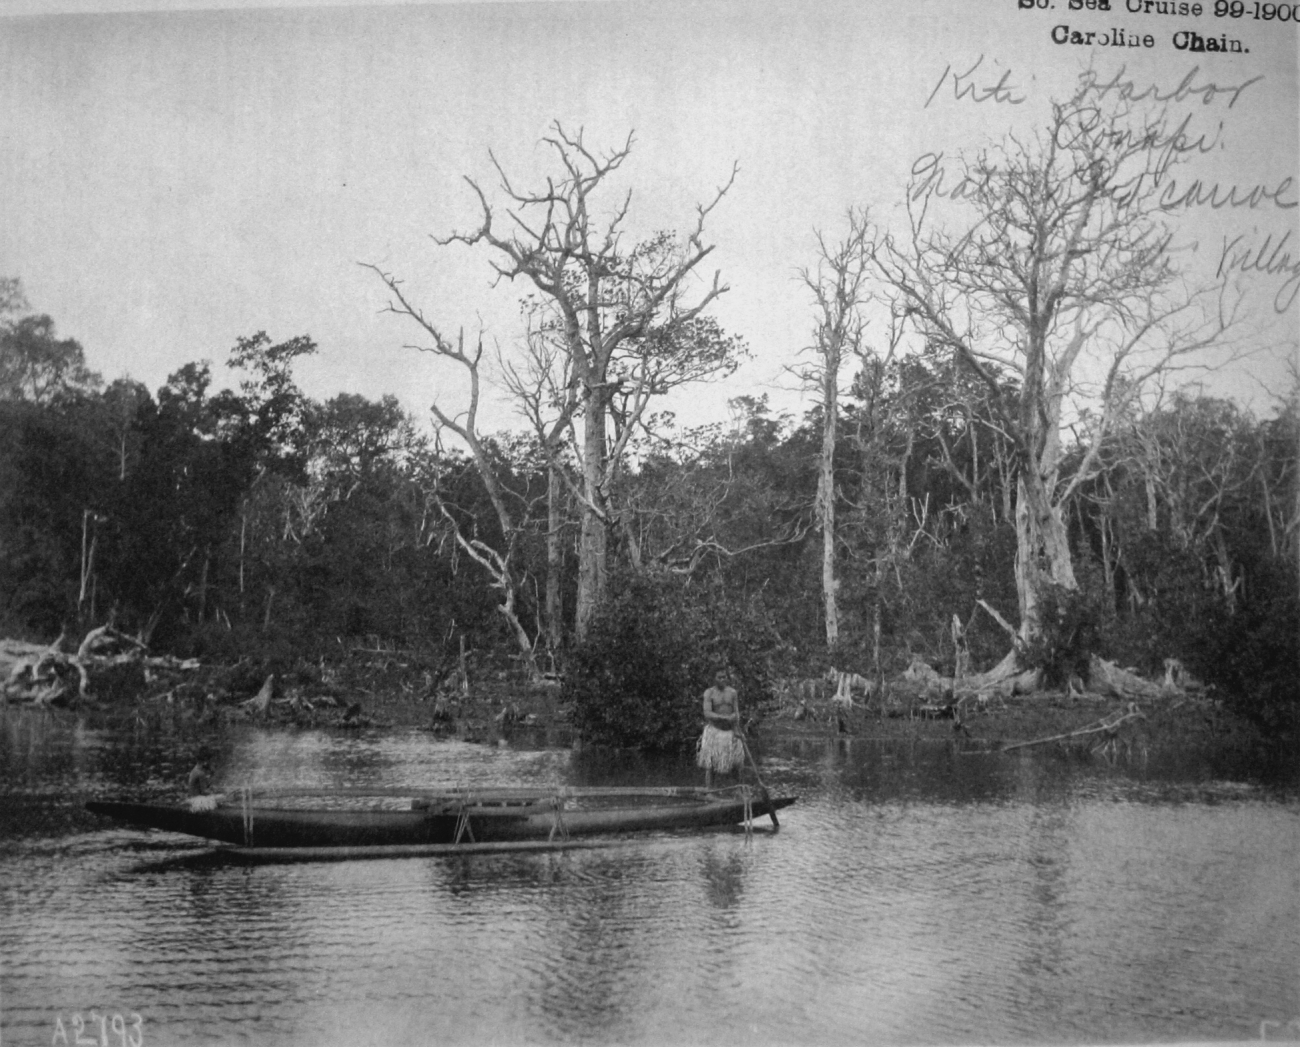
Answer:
[{"left": 86, "top": 794, "right": 796, "bottom": 850}]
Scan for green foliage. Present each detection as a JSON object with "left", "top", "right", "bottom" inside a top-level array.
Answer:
[
  {"left": 0, "top": 397, "right": 112, "bottom": 634},
  {"left": 890, "top": 509, "right": 1020, "bottom": 672},
  {"left": 1183, "top": 561, "right": 1300, "bottom": 739},
  {"left": 226, "top": 331, "right": 317, "bottom": 471},
  {"left": 1099, "top": 533, "right": 1219, "bottom": 675},
  {"left": 1021, "top": 580, "right": 1110, "bottom": 689},
  {"left": 0, "top": 272, "right": 1294, "bottom": 764},
  {"left": 0, "top": 311, "right": 100, "bottom": 404},
  {"left": 563, "top": 571, "right": 786, "bottom": 751}
]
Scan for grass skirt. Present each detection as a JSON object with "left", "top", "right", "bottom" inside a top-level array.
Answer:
[{"left": 697, "top": 724, "right": 745, "bottom": 773}]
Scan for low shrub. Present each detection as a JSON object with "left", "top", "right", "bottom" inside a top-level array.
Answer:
[
  {"left": 563, "top": 570, "right": 786, "bottom": 751},
  {"left": 1184, "top": 566, "right": 1300, "bottom": 740}
]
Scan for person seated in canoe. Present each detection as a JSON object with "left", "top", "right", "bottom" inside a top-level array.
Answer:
[
  {"left": 187, "top": 753, "right": 220, "bottom": 811},
  {"left": 698, "top": 670, "right": 745, "bottom": 787},
  {"left": 187, "top": 756, "right": 212, "bottom": 795}
]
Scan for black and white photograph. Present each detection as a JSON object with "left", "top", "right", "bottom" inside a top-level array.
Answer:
[{"left": 1, "top": 0, "right": 1297, "bottom": 1043}]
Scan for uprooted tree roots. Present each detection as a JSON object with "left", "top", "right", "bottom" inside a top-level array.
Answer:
[
  {"left": 2, "top": 627, "right": 199, "bottom": 707},
  {"left": 871, "top": 652, "right": 1172, "bottom": 715},
  {"left": 2, "top": 629, "right": 378, "bottom": 728},
  {"left": 782, "top": 644, "right": 1202, "bottom": 742}
]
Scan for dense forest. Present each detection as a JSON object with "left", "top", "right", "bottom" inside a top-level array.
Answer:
[{"left": 3, "top": 102, "right": 1297, "bottom": 741}]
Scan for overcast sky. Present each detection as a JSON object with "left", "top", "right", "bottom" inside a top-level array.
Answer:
[{"left": 1, "top": 0, "right": 1296, "bottom": 434}]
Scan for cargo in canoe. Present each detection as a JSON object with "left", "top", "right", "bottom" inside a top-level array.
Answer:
[{"left": 86, "top": 785, "right": 795, "bottom": 856}]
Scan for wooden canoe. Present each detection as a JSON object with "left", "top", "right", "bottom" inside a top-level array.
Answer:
[{"left": 86, "top": 786, "right": 795, "bottom": 852}]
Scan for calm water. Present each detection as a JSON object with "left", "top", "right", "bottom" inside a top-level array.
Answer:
[{"left": 2, "top": 705, "right": 1298, "bottom": 1047}]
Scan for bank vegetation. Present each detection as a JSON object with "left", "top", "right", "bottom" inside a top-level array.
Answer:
[{"left": 2, "top": 93, "right": 1296, "bottom": 749}]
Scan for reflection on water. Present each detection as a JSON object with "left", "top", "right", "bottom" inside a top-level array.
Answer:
[{"left": 2, "top": 705, "right": 1298, "bottom": 1046}]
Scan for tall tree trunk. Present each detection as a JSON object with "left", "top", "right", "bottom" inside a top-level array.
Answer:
[
  {"left": 576, "top": 395, "right": 608, "bottom": 641},
  {"left": 1014, "top": 472, "right": 1078, "bottom": 643},
  {"left": 546, "top": 462, "right": 564, "bottom": 653},
  {"left": 818, "top": 373, "right": 839, "bottom": 648},
  {"left": 1100, "top": 511, "right": 1116, "bottom": 607},
  {"left": 1213, "top": 532, "right": 1239, "bottom": 614},
  {"left": 802, "top": 212, "right": 869, "bottom": 650},
  {"left": 871, "top": 558, "right": 885, "bottom": 675},
  {"left": 1260, "top": 465, "right": 1279, "bottom": 557},
  {"left": 999, "top": 446, "right": 1014, "bottom": 525},
  {"left": 498, "top": 571, "right": 537, "bottom": 660},
  {"left": 197, "top": 549, "right": 210, "bottom": 622},
  {"left": 238, "top": 506, "right": 248, "bottom": 596},
  {"left": 79, "top": 509, "right": 96, "bottom": 617}
]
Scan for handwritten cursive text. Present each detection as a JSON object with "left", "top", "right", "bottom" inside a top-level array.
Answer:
[
  {"left": 1218, "top": 229, "right": 1300, "bottom": 312},
  {"left": 1078, "top": 64, "right": 1264, "bottom": 108},
  {"left": 926, "top": 56, "right": 1027, "bottom": 108}
]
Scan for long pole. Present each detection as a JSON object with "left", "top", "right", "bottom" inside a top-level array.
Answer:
[{"left": 737, "top": 732, "right": 778, "bottom": 829}]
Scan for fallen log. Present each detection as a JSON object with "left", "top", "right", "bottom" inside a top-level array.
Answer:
[
  {"left": 76, "top": 625, "right": 147, "bottom": 662},
  {"left": 962, "top": 648, "right": 1024, "bottom": 695},
  {"left": 0, "top": 639, "right": 53, "bottom": 680},
  {"left": 1088, "top": 656, "right": 1163, "bottom": 701},
  {"left": 1002, "top": 703, "right": 1145, "bottom": 753}
]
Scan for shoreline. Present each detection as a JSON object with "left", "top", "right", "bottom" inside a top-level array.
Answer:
[
  {"left": 4, "top": 672, "right": 1266, "bottom": 764},
  {"left": 1, "top": 632, "right": 1272, "bottom": 764}
]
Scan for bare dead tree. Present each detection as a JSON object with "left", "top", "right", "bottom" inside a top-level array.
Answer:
[
  {"left": 441, "top": 122, "right": 739, "bottom": 639},
  {"left": 869, "top": 90, "right": 1247, "bottom": 665},
  {"left": 797, "top": 209, "right": 872, "bottom": 649},
  {"left": 1128, "top": 393, "right": 1262, "bottom": 611},
  {"left": 499, "top": 309, "right": 582, "bottom": 653},
  {"left": 841, "top": 306, "right": 928, "bottom": 674},
  {"left": 363, "top": 265, "right": 539, "bottom": 668}
]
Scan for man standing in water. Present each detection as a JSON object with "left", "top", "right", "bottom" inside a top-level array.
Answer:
[{"left": 698, "top": 669, "right": 746, "bottom": 787}]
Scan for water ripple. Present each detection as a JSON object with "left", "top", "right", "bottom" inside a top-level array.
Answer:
[{"left": 4, "top": 716, "right": 1298, "bottom": 1046}]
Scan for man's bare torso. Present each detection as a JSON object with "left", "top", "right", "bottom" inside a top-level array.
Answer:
[{"left": 703, "top": 684, "right": 738, "bottom": 728}]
